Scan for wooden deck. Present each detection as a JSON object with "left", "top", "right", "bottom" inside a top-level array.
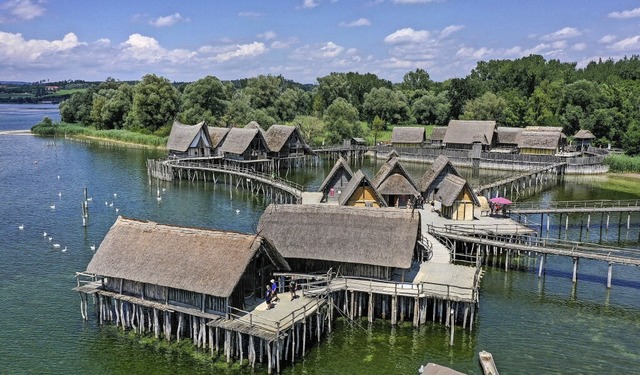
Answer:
[{"left": 209, "top": 296, "right": 326, "bottom": 341}]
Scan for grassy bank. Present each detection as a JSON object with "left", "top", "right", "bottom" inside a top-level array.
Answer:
[
  {"left": 31, "top": 121, "right": 167, "bottom": 148},
  {"left": 604, "top": 154, "right": 640, "bottom": 173}
]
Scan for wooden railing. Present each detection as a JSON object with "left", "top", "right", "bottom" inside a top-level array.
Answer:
[{"left": 510, "top": 199, "right": 640, "bottom": 211}]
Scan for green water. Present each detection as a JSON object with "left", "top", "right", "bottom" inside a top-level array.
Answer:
[{"left": 1, "top": 106, "right": 639, "bottom": 374}]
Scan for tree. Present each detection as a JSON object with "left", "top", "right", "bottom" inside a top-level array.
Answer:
[
  {"left": 128, "top": 74, "right": 179, "bottom": 132},
  {"left": 245, "top": 74, "right": 284, "bottom": 110},
  {"left": 444, "top": 77, "right": 481, "bottom": 119},
  {"left": 362, "top": 87, "right": 410, "bottom": 126},
  {"left": 460, "top": 92, "right": 508, "bottom": 122},
  {"left": 274, "top": 88, "right": 309, "bottom": 122},
  {"left": 101, "top": 84, "right": 132, "bottom": 129},
  {"left": 59, "top": 89, "right": 94, "bottom": 124},
  {"left": 323, "top": 98, "right": 361, "bottom": 144},
  {"left": 179, "top": 75, "right": 228, "bottom": 125},
  {"left": 400, "top": 68, "right": 432, "bottom": 92},
  {"left": 316, "top": 72, "right": 391, "bottom": 116},
  {"left": 412, "top": 90, "right": 450, "bottom": 125},
  {"left": 371, "top": 115, "right": 384, "bottom": 145}
]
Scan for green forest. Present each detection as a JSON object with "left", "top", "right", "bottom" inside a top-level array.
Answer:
[{"left": 36, "top": 54, "right": 640, "bottom": 155}]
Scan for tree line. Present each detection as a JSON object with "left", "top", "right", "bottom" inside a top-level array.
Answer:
[{"left": 57, "top": 54, "right": 640, "bottom": 154}]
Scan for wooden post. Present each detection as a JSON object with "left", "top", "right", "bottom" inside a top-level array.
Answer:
[
  {"left": 607, "top": 263, "right": 613, "bottom": 289},
  {"left": 538, "top": 253, "right": 546, "bottom": 278},
  {"left": 572, "top": 257, "right": 579, "bottom": 283}
]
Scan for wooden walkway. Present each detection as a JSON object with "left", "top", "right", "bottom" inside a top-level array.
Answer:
[
  {"left": 429, "top": 225, "right": 640, "bottom": 267},
  {"left": 148, "top": 159, "right": 304, "bottom": 203},
  {"left": 475, "top": 162, "right": 566, "bottom": 200},
  {"left": 509, "top": 199, "right": 640, "bottom": 214}
]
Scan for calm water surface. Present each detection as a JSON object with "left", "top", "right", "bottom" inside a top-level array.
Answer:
[{"left": 1, "top": 104, "right": 639, "bottom": 374}]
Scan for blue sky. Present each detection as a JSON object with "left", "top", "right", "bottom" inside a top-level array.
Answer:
[{"left": 1, "top": 1, "right": 640, "bottom": 83}]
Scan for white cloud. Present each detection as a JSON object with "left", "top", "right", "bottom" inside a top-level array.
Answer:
[
  {"left": 149, "top": 13, "right": 188, "bottom": 27},
  {"left": 213, "top": 42, "right": 267, "bottom": 62},
  {"left": 2, "top": 0, "right": 45, "bottom": 21},
  {"left": 541, "top": 27, "right": 581, "bottom": 41},
  {"left": 610, "top": 35, "right": 640, "bottom": 52},
  {"left": 119, "top": 33, "right": 195, "bottom": 63},
  {"left": 290, "top": 41, "right": 345, "bottom": 60},
  {"left": 340, "top": 18, "right": 371, "bottom": 27},
  {"left": 551, "top": 40, "right": 567, "bottom": 49},
  {"left": 599, "top": 35, "right": 616, "bottom": 44},
  {"left": 439, "top": 25, "right": 463, "bottom": 38},
  {"left": 258, "top": 31, "right": 277, "bottom": 40},
  {"left": 384, "top": 28, "right": 429, "bottom": 44},
  {"left": 0, "top": 31, "right": 82, "bottom": 62},
  {"left": 572, "top": 43, "right": 587, "bottom": 51},
  {"left": 302, "top": 0, "right": 318, "bottom": 9},
  {"left": 608, "top": 7, "right": 640, "bottom": 19},
  {"left": 456, "top": 46, "right": 492, "bottom": 59}
]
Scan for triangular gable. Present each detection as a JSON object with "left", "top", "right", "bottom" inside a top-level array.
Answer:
[
  {"left": 318, "top": 157, "right": 354, "bottom": 193},
  {"left": 219, "top": 128, "right": 268, "bottom": 155},
  {"left": 418, "top": 155, "right": 461, "bottom": 193},
  {"left": 436, "top": 174, "right": 480, "bottom": 207},
  {"left": 167, "top": 120, "right": 208, "bottom": 152},
  {"left": 339, "top": 170, "right": 387, "bottom": 207},
  {"left": 371, "top": 157, "right": 417, "bottom": 190}
]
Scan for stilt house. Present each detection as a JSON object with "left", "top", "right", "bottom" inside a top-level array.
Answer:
[
  {"left": 443, "top": 120, "right": 496, "bottom": 150},
  {"left": 166, "top": 120, "right": 212, "bottom": 158},
  {"left": 418, "top": 155, "right": 461, "bottom": 202},
  {"left": 318, "top": 157, "right": 354, "bottom": 203},
  {"left": 494, "top": 127, "right": 523, "bottom": 152},
  {"left": 391, "top": 127, "right": 426, "bottom": 148},
  {"left": 207, "top": 126, "right": 230, "bottom": 157},
  {"left": 518, "top": 127, "right": 566, "bottom": 155},
  {"left": 338, "top": 170, "right": 387, "bottom": 208},
  {"left": 218, "top": 128, "right": 269, "bottom": 161},
  {"left": 573, "top": 129, "right": 596, "bottom": 151},
  {"left": 264, "top": 125, "right": 313, "bottom": 159},
  {"left": 79, "top": 216, "right": 289, "bottom": 317},
  {"left": 257, "top": 204, "right": 426, "bottom": 279},
  {"left": 371, "top": 155, "right": 418, "bottom": 208},
  {"left": 435, "top": 174, "right": 479, "bottom": 221},
  {"left": 429, "top": 126, "right": 447, "bottom": 147}
]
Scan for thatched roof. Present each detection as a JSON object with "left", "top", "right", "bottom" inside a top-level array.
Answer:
[
  {"left": 338, "top": 170, "right": 387, "bottom": 207},
  {"left": 391, "top": 127, "right": 426, "bottom": 144},
  {"left": 436, "top": 174, "right": 479, "bottom": 207},
  {"left": 207, "top": 126, "right": 230, "bottom": 149},
  {"left": 574, "top": 129, "right": 596, "bottom": 139},
  {"left": 430, "top": 126, "right": 447, "bottom": 141},
  {"left": 264, "top": 125, "right": 312, "bottom": 154},
  {"left": 496, "top": 127, "right": 523, "bottom": 145},
  {"left": 385, "top": 150, "right": 400, "bottom": 162},
  {"left": 525, "top": 126, "right": 566, "bottom": 139},
  {"left": 257, "top": 204, "right": 420, "bottom": 268},
  {"left": 377, "top": 173, "right": 419, "bottom": 196},
  {"left": 418, "top": 155, "right": 460, "bottom": 193},
  {"left": 219, "top": 128, "right": 263, "bottom": 155},
  {"left": 318, "top": 157, "right": 354, "bottom": 193},
  {"left": 167, "top": 120, "right": 209, "bottom": 152},
  {"left": 443, "top": 120, "right": 496, "bottom": 145},
  {"left": 518, "top": 131, "right": 562, "bottom": 150},
  {"left": 371, "top": 157, "right": 417, "bottom": 190},
  {"left": 85, "top": 217, "right": 289, "bottom": 298}
]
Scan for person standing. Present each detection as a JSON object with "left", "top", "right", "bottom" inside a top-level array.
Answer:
[
  {"left": 265, "top": 285, "right": 272, "bottom": 310},
  {"left": 289, "top": 280, "right": 298, "bottom": 301},
  {"left": 270, "top": 279, "right": 279, "bottom": 302}
]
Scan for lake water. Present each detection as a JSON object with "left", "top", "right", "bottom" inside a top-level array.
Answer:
[{"left": 1, "top": 103, "right": 639, "bottom": 374}]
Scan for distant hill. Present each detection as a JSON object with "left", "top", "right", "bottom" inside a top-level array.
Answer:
[{"left": 0, "top": 81, "right": 30, "bottom": 85}]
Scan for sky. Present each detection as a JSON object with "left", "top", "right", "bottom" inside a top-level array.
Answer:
[{"left": 1, "top": 1, "right": 640, "bottom": 84}]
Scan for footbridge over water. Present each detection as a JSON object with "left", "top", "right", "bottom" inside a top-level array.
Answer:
[
  {"left": 428, "top": 224, "right": 640, "bottom": 288},
  {"left": 475, "top": 162, "right": 566, "bottom": 201},
  {"left": 146, "top": 158, "right": 304, "bottom": 204}
]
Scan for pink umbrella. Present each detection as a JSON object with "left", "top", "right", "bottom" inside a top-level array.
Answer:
[{"left": 490, "top": 197, "right": 513, "bottom": 205}]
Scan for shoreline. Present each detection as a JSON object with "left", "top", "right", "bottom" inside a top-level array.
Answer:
[
  {"left": 66, "top": 134, "right": 166, "bottom": 149},
  {"left": 0, "top": 130, "right": 33, "bottom": 136}
]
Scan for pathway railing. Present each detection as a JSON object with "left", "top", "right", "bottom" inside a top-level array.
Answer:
[{"left": 509, "top": 199, "right": 640, "bottom": 211}]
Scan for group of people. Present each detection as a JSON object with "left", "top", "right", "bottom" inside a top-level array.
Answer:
[{"left": 264, "top": 278, "right": 299, "bottom": 310}]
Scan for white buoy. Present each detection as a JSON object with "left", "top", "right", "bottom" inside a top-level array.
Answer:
[
  {"left": 57, "top": 175, "right": 60, "bottom": 180},
  {"left": 58, "top": 192, "right": 62, "bottom": 198}
]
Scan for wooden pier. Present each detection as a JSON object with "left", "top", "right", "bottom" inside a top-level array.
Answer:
[
  {"left": 428, "top": 224, "right": 640, "bottom": 288},
  {"left": 475, "top": 163, "right": 566, "bottom": 201},
  {"left": 146, "top": 158, "right": 304, "bottom": 204}
]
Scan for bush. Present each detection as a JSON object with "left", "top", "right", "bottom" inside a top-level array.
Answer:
[
  {"left": 604, "top": 154, "right": 640, "bottom": 173},
  {"left": 31, "top": 121, "right": 167, "bottom": 147}
]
